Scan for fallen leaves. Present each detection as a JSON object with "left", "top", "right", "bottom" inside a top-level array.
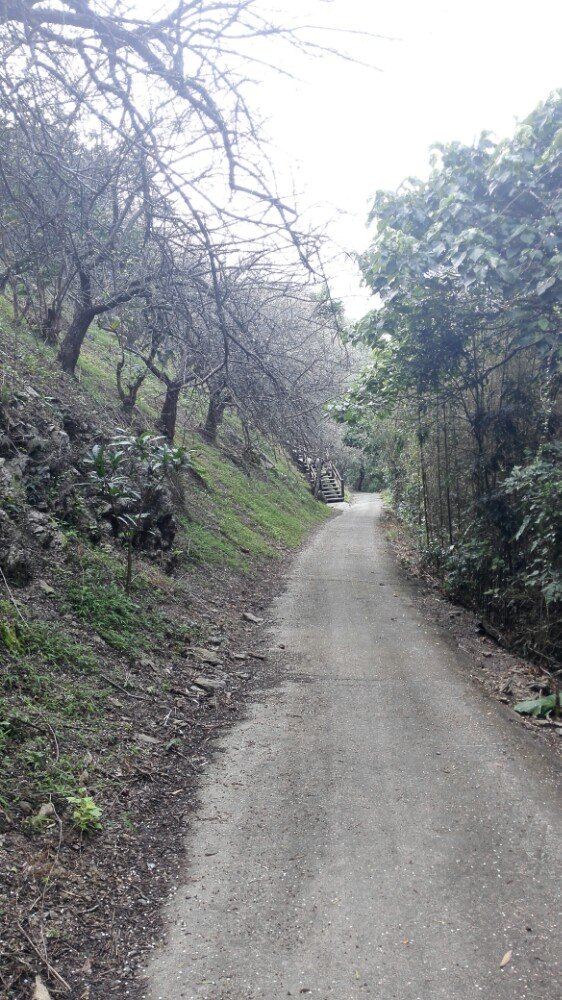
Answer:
[{"left": 500, "top": 949, "right": 512, "bottom": 968}]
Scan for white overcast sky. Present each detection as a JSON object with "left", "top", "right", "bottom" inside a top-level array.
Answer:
[{"left": 251, "top": 0, "right": 562, "bottom": 317}]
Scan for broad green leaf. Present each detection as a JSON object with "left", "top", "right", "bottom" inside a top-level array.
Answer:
[{"left": 514, "top": 694, "right": 559, "bottom": 717}]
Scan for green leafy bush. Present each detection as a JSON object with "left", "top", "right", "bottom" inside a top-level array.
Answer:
[
  {"left": 84, "top": 431, "right": 189, "bottom": 591},
  {"left": 502, "top": 446, "right": 562, "bottom": 608},
  {"left": 66, "top": 789, "right": 103, "bottom": 832},
  {"left": 514, "top": 694, "right": 560, "bottom": 718}
]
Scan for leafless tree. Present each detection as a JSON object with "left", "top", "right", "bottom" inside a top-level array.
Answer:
[{"left": 0, "top": 2, "right": 351, "bottom": 459}]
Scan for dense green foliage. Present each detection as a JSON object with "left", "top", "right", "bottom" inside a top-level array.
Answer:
[
  {"left": 341, "top": 92, "right": 561, "bottom": 662},
  {"left": 84, "top": 431, "right": 188, "bottom": 590}
]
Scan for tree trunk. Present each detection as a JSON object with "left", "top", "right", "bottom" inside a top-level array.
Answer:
[
  {"left": 201, "top": 390, "right": 226, "bottom": 443},
  {"left": 11, "top": 282, "right": 21, "bottom": 325},
  {"left": 356, "top": 459, "right": 365, "bottom": 491},
  {"left": 158, "top": 381, "right": 182, "bottom": 441},
  {"left": 435, "top": 409, "right": 445, "bottom": 545},
  {"left": 116, "top": 354, "right": 147, "bottom": 417},
  {"left": 442, "top": 403, "right": 454, "bottom": 545},
  {"left": 125, "top": 535, "right": 133, "bottom": 594},
  {"left": 241, "top": 419, "right": 255, "bottom": 461},
  {"left": 58, "top": 307, "right": 95, "bottom": 374},
  {"left": 417, "top": 410, "right": 431, "bottom": 547},
  {"left": 313, "top": 461, "right": 322, "bottom": 499},
  {"left": 41, "top": 306, "right": 61, "bottom": 346}
]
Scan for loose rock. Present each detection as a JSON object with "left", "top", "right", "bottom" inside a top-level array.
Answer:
[
  {"left": 193, "top": 676, "right": 226, "bottom": 691},
  {"left": 242, "top": 612, "right": 263, "bottom": 624}
]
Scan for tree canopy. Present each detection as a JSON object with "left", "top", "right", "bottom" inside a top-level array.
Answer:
[{"left": 339, "top": 91, "right": 561, "bottom": 662}]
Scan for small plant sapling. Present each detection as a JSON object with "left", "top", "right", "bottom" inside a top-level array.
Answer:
[
  {"left": 84, "top": 431, "right": 188, "bottom": 592},
  {"left": 66, "top": 789, "right": 103, "bottom": 833}
]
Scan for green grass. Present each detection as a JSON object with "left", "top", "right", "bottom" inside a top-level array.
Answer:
[
  {"left": 78, "top": 323, "right": 166, "bottom": 419},
  {"left": 20, "top": 621, "right": 99, "bottom": 672},
  {"left": 177, "top": 440, "right": 330, "bottom": 571},
  {"left": 180, "top": 518, "right": 247, "bottom": 570},
  {"left": 0, "top": 609, "right": 104, "bottom": 715},
  {"left": 63, "top": 577, "right": 157, "bottom": 654},
  {"left": 7, "top": 737, "right": 84, "bottom": 802},
  {"left": 61, "top": 555, "right": 194, "bottom": 655},
  {"left": 0, "top": 606, "right": 109, "bottom": 806},
  {"left": 219, "top": 509, "right": 274, "bottom": 557},
  {"left": 1, "top": 656, "right": 103, "bottom": 718},
  {"left": 0, "top": 601, "right": 98, "bottom": 676}
]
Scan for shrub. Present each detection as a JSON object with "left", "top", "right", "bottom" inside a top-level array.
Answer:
[{"left": 66, "top": 789, "right": 103, "bottom": 833}]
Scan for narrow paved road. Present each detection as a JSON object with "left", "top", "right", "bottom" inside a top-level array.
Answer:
[{"left": 146, "top": 495, "right": 561, "bottom": 1000}]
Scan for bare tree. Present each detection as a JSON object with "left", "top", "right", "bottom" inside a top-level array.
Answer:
[
  {"left": 0, "top": 2, "right": 350, "bottom": 456},
  {"left": 0, "top": 1, "right": 326, "bottom": 267}
]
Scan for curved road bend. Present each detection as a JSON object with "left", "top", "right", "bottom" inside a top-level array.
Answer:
[{"left": 146, "top": 494, "right": 561, "bottom": 1000}]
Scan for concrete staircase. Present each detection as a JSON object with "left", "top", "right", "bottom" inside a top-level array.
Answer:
[
  {"left": 319, "top": 469, "right": 344, "bottom": 504},
  {"left": 291, "top": 451, "right": 344, "bottom": 504}
]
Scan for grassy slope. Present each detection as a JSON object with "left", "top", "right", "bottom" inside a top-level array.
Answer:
[
  {"left": 1, "top": 304, "right": 328, "bottom": 564},
  {"left": 0, "top": 304, "right": 329, "bottom": 824}
]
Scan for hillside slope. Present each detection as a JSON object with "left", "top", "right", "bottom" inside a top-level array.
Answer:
[{"left": 0, "top": 312, "right": 331, "bottom": 998}]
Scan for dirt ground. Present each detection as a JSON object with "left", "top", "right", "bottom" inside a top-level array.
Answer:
[
  {"left": 0, "top": 556, "right": 291, "bottom": 999},
  {"left": 384, "top": 510, "right": 561, "bottom": 749}
]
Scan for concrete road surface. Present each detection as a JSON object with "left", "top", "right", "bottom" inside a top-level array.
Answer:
[{"left": 146, "top": 494, "right": 561, "bottom": 1000}]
